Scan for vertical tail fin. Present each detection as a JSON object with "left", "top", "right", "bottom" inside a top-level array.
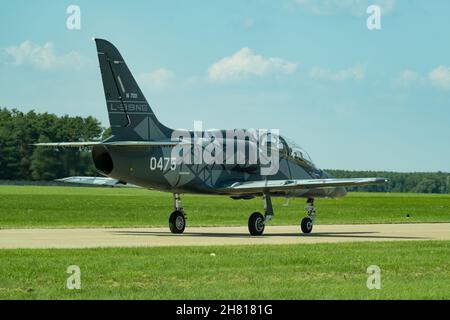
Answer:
[{"left": 94, "top": 38, "right": 172, "bottom": 141}]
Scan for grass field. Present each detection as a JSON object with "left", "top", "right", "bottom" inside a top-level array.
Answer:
[
  {"left": 0, "top": 186, "right": 450, "bottom": 228},
  {"left": 1, "top": 185, "right": 449, "bottom": 300},
  {"left": 0, "top": 241, "right": 449, "bottom": 299}
]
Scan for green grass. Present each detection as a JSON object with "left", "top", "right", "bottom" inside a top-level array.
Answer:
[
  {"left": 0, "top": 241, "right": 449, "bottom": 299},
  {"left": 0, "top": 186, "right": 449, "bottom": 228},
  {"left": 1, "top": 186, "right": 449, "bottom": 300}
]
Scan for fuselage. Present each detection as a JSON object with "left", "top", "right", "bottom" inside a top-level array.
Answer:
[{"left": 91, "top": 134, "right": 347, "bottom": 199}]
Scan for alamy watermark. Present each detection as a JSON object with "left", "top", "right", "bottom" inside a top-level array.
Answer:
[
  {"left": 170, "top": 121, "right": 280, "bottom": 176},
  {"left": 366, "top": 265, "right": 381, "bottom": 290},
  {"left": 367, "top": 5, "right": 381, "bottom": 30},
  {"left": 66, "top": 5, "right": 81, "bottom": 30},
  {"left": 66, "top": 265, "right": 81, "bottom": 290}
]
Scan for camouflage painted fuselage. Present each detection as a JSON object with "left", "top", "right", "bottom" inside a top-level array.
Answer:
[{"left": 92, "top": 143, "right": 346, "bottom": 199}]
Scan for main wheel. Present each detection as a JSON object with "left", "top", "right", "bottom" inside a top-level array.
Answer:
[
  {"left": 301, "top": 217, "right": 313, "bottom": 234},
  {"left": 248, "top": 212, "right": 265, "bottom": 236},
  {"left": 169, "top": 210, "right": 186, "bottom": 234}
]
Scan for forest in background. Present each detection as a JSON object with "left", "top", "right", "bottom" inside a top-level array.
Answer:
[
  {"left": 1, "top": 108, "right": 449, "bottom": 194},
  {"left": 327, "top": 170, "right": 449, "bottom": 194},
  {"left": 0, "top": 108, "right": 104, "bottom": 180}
]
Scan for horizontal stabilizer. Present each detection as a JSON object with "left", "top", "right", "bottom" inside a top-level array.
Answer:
[
  {"left": 33, "top": 140, "right": 190, "bottom": 148},
  {"left": 105, "top": 140, "right": 191, "bottom": 147},
  {"left": 56, "top": 176, "right": 139, "bottom": 188},
  {"left": 33, "top": 142, "right": 102, "bottom": 147}
]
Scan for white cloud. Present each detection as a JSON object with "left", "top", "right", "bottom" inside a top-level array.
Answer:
[
  {"left": 392, "top": 69, "right": 420, "bottom": 87},
  {"left": 428, "top": 66, "right": 450, "bottom": 90},
  {"left": 310, "top": 64, "right": 366, "bottom": 81},
  {"left": 137, "top": 68, "right": 174, "bottom": 91},
  {"left": 3, "top": 40, "right": 88, "bottom": 70},
  {"left": 208, "top": 48, "right": 298, "bottom": 81},
  {"left": 294, "top": 0, "right": 395, "bottom": 16}
]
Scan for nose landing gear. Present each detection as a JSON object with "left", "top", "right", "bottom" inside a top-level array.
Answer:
[{"left": 301, "top": 198, "right": 316, "bottom": 234}]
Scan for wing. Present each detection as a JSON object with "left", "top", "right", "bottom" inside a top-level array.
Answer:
[
  {"left": 56, "top": 176, "right": 139, "bottom": 188},
  {"left": 33, "top": 140, "right": 190, "bottom": 148},
  {"left": 222, "top": 177, "right": 387, "bottom": 194}
]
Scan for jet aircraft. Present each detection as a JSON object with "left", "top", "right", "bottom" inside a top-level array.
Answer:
[{"left": 35, "top": 39, "right": 387, "bottom": 236}]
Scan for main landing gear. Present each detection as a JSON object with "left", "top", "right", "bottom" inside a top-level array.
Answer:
[
  {"left": 247, "top": 195, "right": 316, "bottom": 236},
  {"left": 248, "top": 192, "right": 273, "bottom": 236},
  {"left": 169, "top": 193, "right": 186, "bottom": 234}
]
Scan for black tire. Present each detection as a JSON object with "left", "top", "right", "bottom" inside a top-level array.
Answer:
[
  {"left": 248, "top": 212, "right": 265, "bottom": 236},
  {"left": 169, "top": 210, "right": 186, "bottom": 234},
  {"left": 301, "top": 217, "right": 313, "bottom": 234}
]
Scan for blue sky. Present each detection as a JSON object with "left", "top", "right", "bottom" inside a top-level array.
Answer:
[{"left": 1, "top": 0, "right": 449, "bottom": 172}]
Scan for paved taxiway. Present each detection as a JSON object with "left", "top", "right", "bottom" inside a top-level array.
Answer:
[{"left": 0, "top": 223, "right": 449, "bottom": 249}]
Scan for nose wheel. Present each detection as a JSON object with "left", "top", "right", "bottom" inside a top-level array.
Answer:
[{"left": 301, "top": 198, "right": 316, "bottom": 234}]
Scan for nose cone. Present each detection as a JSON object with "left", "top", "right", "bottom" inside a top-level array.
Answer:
[{"left": 333, "top": 187, "right": 347, "bottom": 198}]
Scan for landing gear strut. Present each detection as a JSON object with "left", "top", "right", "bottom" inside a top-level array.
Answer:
[
  {"left": 248, "top": 192, "right": 273, "bottom": 236},
  {"left": 169, "top": 193, "right": 186, "bottom": 234},
  {"left": 301, "top": 198, "right": 316, "bottom": 234}
]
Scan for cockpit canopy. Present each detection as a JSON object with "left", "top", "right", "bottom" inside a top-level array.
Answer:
[{"left": 278, "top": 136, "right": 317, "bottom": 169}]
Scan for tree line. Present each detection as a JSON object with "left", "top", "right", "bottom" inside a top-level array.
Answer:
[
  {"left": 327, "top": 170, "right": 450, "bottom": 194},
  {"left": 1, "top": 108, "right": 449, "bottom": 194},
  {"left": 0, "top": 108, "right": 103, "bottom": 180}
]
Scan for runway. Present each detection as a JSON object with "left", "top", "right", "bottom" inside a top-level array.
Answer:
[{"left": 0, "top": 223, "right": 449, "bottom": 249}]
